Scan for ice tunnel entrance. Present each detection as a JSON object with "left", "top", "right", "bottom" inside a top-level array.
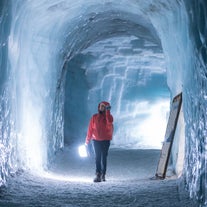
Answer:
[{"left": 64, "top": 35, "right": 170, "bottom": 150}]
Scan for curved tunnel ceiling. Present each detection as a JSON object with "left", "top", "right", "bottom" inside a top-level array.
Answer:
[{"left": 63, "top": 10, "right": 161, "bottom": 63}]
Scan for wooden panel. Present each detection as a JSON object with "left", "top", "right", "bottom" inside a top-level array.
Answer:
[{"left": 155, "top": 93, "right": 182, "bottom": 179}]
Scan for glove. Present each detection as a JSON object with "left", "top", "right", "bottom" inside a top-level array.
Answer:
[{"left": 105, "top": 105, "right": 111, "bottom": 110}]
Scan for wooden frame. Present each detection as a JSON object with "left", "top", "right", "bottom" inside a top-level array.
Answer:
[{"left": 155, "top": 92, "right": 182, "bottom": 179}]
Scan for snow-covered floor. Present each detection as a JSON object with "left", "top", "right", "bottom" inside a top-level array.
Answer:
[{"left": 0, "top": 146, "right": 196, "bottom": 207}]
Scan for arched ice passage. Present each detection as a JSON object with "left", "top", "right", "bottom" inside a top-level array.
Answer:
[{"left": 0, "top": 0, "right": 207, "bottom": 206}]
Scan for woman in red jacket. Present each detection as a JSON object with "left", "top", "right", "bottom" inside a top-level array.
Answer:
[{"left": 85, "top": 101, "right": 113, "bottom": 182}]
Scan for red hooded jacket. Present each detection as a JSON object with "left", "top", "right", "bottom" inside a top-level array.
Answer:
[{"left": 85, "top": 101, "right": 113, "bottom": 144}]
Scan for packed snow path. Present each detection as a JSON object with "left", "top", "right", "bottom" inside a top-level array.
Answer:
[{"left": 0, "top": 147, "right": 195, "bottom": 207}]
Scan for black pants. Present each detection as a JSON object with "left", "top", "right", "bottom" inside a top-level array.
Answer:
[{"left": 92, "top": 140, "right": 110, "bottom": 175}]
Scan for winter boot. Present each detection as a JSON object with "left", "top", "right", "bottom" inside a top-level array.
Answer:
[
  {"left": 101, "top": 174, "right": 106, "bottom": 182},
  {"left": 93, "top": 173, "right": 101, "bottom": 182}
]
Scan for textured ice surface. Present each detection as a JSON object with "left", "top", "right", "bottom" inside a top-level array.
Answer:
[
  {"left": 0, "top": 147, "right": 195, "bottom": 207},
  {"left": 0, "top": 0, "right": 207, "bottom": 206}
]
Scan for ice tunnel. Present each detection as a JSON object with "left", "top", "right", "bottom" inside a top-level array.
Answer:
[{"left": 0, "top": 0, "right": 207, "bottom": 206}]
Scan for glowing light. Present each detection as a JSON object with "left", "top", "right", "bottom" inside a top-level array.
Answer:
[{"left": 78, "top": 144, "right": 88, "bottom": 157}]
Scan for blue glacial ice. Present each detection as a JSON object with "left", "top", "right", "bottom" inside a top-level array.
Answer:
[{"left": 0, "top": 0, "right": 207, "bottom": 206}]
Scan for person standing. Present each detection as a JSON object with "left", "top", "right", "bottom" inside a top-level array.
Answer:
[{"left": 85, "top": 101, "right": 113, "bottom": 182}]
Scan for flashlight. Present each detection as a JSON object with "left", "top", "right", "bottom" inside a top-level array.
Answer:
[{"left": 78, "top": 144, "right": 88, "bottom": 158}]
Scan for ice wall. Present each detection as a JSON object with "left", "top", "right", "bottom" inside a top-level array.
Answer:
[
  {"left": 0, "top": 0, "right": 207, "bottom": 206},
  {"left": 0, "top": 0, "right": 18, "bottom": 186},
  {"left": 183, "top": 0, "right": 207, "bottom": 205},
  {"left": 150, "top": 0, "right": 207, "bottom": 205}
]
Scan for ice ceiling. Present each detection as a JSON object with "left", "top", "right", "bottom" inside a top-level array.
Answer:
[{"left": 0, "top": 0, "right": 207, "bottom": 206}]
